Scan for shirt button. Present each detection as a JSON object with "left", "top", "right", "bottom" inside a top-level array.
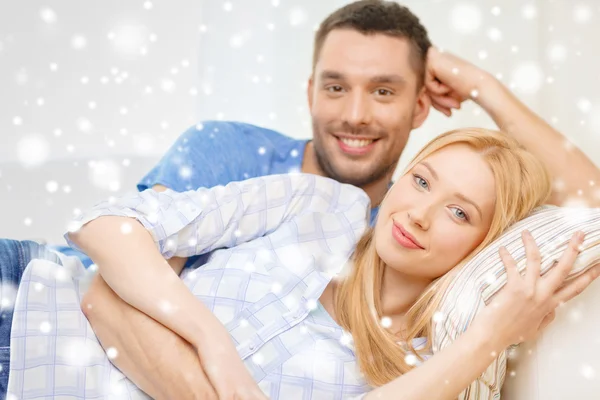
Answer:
[{"left": 249, "top": 344, "right": 256, "bottom": 351}]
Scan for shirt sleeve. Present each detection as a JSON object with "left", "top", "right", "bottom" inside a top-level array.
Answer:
[
  {"left": 137, "top": 121, "right": 273, "bottom": 192},
  {"left": 66, "top": 173, "right": 370, "bottom": 259}
]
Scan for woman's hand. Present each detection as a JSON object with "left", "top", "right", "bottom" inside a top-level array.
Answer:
[{"left": 476, "top": 230, "right": 600, "bottom": 348}]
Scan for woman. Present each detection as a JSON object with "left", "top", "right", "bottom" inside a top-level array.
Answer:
[{"left": 6, "top": 128, "right": 598, "bottom": 400}]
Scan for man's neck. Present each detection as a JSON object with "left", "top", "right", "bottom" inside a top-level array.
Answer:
[{"left": 300, "top": 141, "right": 392, "bottom": 208}]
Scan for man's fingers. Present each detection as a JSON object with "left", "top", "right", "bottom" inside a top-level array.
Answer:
[
  {"left": 431, "top": 102, "right": 452, "bottom": 117},
  {"left": 429, "top": 93, "right": 461, "bottom": 110},
  {"left": 553, "top": 264, "right": 600, "bottom": 304},
  {"left": 425, "top": 78, "right": 452, "bottom": 95},
  {"left": 543, "top": 232, "right": 585, "bottom": 291}
]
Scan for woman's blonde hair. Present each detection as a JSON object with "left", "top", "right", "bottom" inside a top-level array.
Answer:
[{"left": 334, "top": 128, "right": 552, "bottom": 386}]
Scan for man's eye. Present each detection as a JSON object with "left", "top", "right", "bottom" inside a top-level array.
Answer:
[
  {"left": 327, "top": 85, "right": 343, "bottom": 92},
  {"left": 376, "top": 89, "right": 392, "bottom": 96}
]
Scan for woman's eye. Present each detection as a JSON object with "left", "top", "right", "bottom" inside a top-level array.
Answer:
[
  {"left": 452, "top": 208, "right": 468, "bottom": 221},
  {"left": 413, "top": 175, "right": 428, "bottom": 189}
]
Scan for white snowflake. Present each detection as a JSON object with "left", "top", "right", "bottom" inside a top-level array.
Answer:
[
  {"left": 487, "top": 27, "right": 502, "bottom": 42},
  {"left": 522, "top": 4, "right": 537, "bottom": 20},
  {"left": 40, "top": 8, "right": 57, "bottom": 24},
  {"left": 88, "top": 159, "right": 122, "bottom": 191},
  {"left": 110, "top": 23, "right": 150, "bottom": 55},
  {"left": 71, "top": 34, "right": 87, "bottom": 50},
  {"left": 581, "top": 364, "right": 596, "bottom": 380},
  {"left": 573, "top": 5, "right": 593, "bottom": 24},
  {"left": 40, "top": 321, "right": 52, "bottom": 333},
  {"left": 404, "top": 354, "right": 418, "bottom": 366},
  {"left": 46, "top": 181, "right": 58, "bottom": 193},
  {"left": 511, "top": 62, "right": 544, "bottom": 94},
  {"left": 289, "top": 7, "right": 307, "bottom": 26},
  {"left": 380, "top": 316, "right": 392, "bottom": 328},
  {"left": 449, "top": 4, "right": 482, "bottom": 34},
  {"left": 547, "top": 43, "right": 567, "bottom": 63},
  {"left": 17, "top": 134, "right": 50, "bottom": 167},
  {"left": 77, "top": 117, "right": 93, "bottom": 133}
]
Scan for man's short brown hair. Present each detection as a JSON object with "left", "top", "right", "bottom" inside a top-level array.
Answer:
[{"left": 313, "top": 0, "right": 432, "bottom": 88}]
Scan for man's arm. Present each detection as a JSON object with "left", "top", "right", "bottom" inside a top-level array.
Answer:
[
  {"left": 425, "top": 47, "right": 600, "bottom": 207},
  {"left": 83, "top": 271, "right": 217, "bottom": 400}
]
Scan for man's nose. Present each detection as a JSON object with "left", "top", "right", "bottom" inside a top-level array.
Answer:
[{"left": 342, "top": 91, "right": 372, "bottom": 127}]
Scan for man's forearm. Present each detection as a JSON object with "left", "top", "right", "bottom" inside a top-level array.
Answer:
[
  {"left": 477, "top": 77, "right": 600, "bottom": 206},
  {"left": 82, "top": 274, "right": 217, "bottom": 400}
]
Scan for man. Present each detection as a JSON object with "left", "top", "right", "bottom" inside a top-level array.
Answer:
[{"left": 1, "top": 0, "right": 599, "bottom": 398}]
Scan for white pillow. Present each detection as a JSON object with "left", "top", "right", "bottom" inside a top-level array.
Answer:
[{"left": 432, "top": 205, "right": 600, "bottom": 399}]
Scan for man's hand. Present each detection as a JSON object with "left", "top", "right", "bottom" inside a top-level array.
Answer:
[
  {"left": 424, "top": 47, "right": 495, "bottom": 117},
  {"left": 83, "top": 273, "right": 219, "bottom": 400}
]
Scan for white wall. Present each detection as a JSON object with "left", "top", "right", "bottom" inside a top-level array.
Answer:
[{"left": 1, "top": 0, "right": 599, "bottom": 243}]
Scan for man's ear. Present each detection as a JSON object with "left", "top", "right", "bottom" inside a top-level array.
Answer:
[
  {"left": 307, "top": 76, "right": 315, "bottom": 109},
  {"left": 411, "top": 87, "right": 432, "bottom": 129}
]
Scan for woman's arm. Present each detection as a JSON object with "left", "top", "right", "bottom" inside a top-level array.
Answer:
[{"left": 366, "top": 232, "right": 600, "bottom": 400}]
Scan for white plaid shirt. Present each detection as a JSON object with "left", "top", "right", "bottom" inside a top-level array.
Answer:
[{"left": 8, "top": 173, "right": 427, "bottom": 399}]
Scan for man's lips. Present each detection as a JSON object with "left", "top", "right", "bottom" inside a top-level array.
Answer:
[{"left": 333, "top": 134, "right": 379, "bottom": 155}]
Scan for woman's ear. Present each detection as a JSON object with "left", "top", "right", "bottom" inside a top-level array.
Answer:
[{"left": 411, "top": 87, "right": 432, "bottom": 129}]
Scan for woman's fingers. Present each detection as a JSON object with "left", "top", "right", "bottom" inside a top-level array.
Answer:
[
  {"left": 553, "top": 263, "right": 600, "bottom": 305},
  {"left": 522, "top": 230, "right": 541, "bottom": 286},
  {"left": 538, "top": 310, "right": 556, "bottom": 332},
  {"left": 543, "top": 232, "right": 585, "bottom": 293},
  {"left": 499, "top": 246, "right": 521, "bottom": 284}
]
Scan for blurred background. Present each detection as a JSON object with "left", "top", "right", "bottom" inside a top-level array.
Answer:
[{"left": 1, "top": 0, "right": 599, "bottom": 244}]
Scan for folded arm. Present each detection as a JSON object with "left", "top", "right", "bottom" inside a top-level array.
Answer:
[
  {"left": 426, "top": 48, "right": 600, "bottom": 208},
  {"left": 69, "top": 174, "right": 369, "bottom": 397}
]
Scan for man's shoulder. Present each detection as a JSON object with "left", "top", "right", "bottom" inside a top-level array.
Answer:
[{"left": 187, "top": 120, "right": 303, "bottom": 145}]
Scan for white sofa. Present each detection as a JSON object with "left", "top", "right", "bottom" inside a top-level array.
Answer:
[{"left": 501, "top": 278, "right": 600, "bottom": 399}]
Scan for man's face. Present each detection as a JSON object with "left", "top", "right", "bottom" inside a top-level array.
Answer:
[{"left": 308, "top": 29, "right": 429, "bottom": 187}]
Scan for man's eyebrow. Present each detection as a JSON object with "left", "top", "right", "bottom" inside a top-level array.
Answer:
[
  {"left": 420, "top": 161, "right": 483, "bottom": 219},
  {"left": 318, "top": 71, "right": 406, "bottom": 85},
  {"left": 319, "top": 70, "right": 346, "bottom": 81},
  {"left": 370, "top": 74, "right": 406, "bottom": 85}
]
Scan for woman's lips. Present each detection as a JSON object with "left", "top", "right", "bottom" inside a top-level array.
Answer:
[{"left": 392, "top": 222, "right": 424, "bottom": 250}]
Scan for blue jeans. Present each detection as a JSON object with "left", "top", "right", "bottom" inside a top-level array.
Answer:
[{"left": 0, "top": 239, "right": 63, "bottom": 398}]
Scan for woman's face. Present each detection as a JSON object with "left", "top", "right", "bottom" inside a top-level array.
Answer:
[{"left": 374, "top": 144, "right": 497, "bottom": 280}]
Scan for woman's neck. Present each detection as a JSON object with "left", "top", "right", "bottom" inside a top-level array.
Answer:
[{"left": 380, "top": 265, "right": 432, "bottom": 334}]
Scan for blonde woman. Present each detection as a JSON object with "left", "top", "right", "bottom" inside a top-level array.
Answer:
[{"left": 7, "top": 129, "right": 600, "bottom": 400}]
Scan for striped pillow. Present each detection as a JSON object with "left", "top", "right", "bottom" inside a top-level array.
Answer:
[{"left": 432, "top": 205, "right": 600, "bottom": 399}]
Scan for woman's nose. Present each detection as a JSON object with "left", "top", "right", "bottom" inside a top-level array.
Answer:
[{"left": 408, "top": 207, "right": 430, "bottom": 230}]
